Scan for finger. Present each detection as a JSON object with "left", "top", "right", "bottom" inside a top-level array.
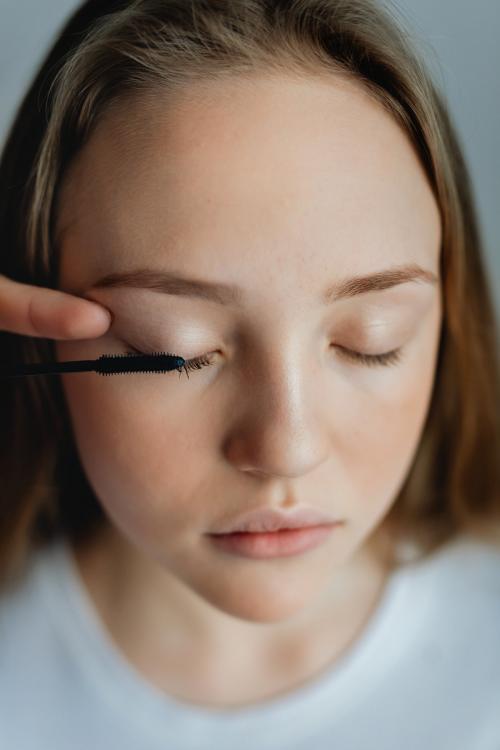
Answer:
[{"left": 0, "top": 275, "right": 112, "bottom": 339}]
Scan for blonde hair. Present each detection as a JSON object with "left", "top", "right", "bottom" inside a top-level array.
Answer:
[{"left": 1, "top": 0, "right": 499, "bottom": 588}]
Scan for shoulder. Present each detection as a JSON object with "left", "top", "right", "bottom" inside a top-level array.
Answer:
[
  {"left": 408, "top": 532, "right": 500, "bottom": 612},
  {"left": 419, "top": 533, "right": 500, "bottom": 594},
  {"left": 405, "top": 533, "right": 500, "bottom": 663},
  {"left": 0, "top": 541, "right": 60, "bottom": 672},
  {"left": 385, "top": 533, "right": 500, "bottom": 729}
]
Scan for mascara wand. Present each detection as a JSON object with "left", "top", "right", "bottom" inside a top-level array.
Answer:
[{"left": 0, "top": 352, "right": 186, "bottom": 379}]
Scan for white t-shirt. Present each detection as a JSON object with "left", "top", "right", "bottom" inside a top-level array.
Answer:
[{"left": 0, "top": 533, "right": 499, "bottom": 750}]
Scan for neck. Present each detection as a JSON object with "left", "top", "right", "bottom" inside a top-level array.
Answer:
[{"left": 68, "top": 522, "right": 393, "bottom": 709}]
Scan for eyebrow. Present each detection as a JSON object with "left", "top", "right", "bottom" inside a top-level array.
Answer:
[{"left": 89, "top": 263, "right": 438, "bottom": 307}]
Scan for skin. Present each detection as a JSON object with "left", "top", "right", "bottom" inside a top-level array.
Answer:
[
  {"left": 54, "top": 73, "right": 442, "bottom": 709},
  {"left": 0, "top": 273, "right": 111, "bottom": 339}
]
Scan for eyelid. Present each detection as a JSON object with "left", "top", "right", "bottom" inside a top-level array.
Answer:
[
  {"left": 335, "top": 344, "right": 404, "bottom": 367},
  {"left": 123, "top": 340, "right": 406, "bottom": 376}
]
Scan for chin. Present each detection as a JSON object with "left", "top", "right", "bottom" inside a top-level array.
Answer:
[{"left": 189, "top": 573, "right": 320, "bottom": 625}]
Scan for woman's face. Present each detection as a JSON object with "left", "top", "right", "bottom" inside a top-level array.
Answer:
[{"left": 55, "top": 73, "right": 442, "bottom": 625}]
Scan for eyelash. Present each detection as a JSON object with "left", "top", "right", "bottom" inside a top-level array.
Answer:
[
  {"left": 335, "top": 345, "right": 404, "bottom": 368},
  {"left": 125, "top": 345, "right": 404, "bottom": 379}
]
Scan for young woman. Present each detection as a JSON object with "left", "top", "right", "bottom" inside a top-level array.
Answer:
[{"left": 0, "top": 1, "right": 499, "bottom": 747}]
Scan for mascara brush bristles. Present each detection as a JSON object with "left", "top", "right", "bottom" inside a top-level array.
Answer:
[{"left": 96, "top": 352, "right": 186, "bottom": 375}]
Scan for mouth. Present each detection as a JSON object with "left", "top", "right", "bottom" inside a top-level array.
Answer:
[
  {"left": 210, "top": 507, "right": 341, "bottom": 535},
  {"left": 207, "top": 522, "right": 342, "bottom": 560}
]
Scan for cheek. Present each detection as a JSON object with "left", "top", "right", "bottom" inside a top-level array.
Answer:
[
  {"left": 58, "top": 367, "right": 202, "bottom": 549},
  {"left": 342, "top": 312, "right": 440, "bottom": 513}
]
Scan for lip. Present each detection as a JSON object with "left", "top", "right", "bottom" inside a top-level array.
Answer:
[
  {"left": 208, "top": 507, "right": 340, "bottom": 535},
  {"left": 208, "top": 524, "right": 341, "bottom": 559}
]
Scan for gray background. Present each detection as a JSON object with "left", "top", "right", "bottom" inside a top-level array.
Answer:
[{"left": 0, "top": 0, "right": 498, "bottom": 316}]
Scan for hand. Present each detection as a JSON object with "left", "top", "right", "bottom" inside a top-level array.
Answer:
[{"left": 0, "top": 274, "right": 112, "bottom": 340}]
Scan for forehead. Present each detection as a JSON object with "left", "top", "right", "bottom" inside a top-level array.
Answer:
[{"left": 56, "top": 74, "right": 441, "bottom": 296}]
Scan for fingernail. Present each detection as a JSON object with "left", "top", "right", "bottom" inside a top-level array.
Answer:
[{"left": 89, "top": 303, "right": 113, "bottom": 327}]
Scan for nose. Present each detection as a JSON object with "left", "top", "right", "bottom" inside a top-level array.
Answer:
[
  {"left": 225, "top": 432, "right": 328, "bottom": 480},
  {"left": 222, "top": 354, "right": 331, "bottom": 480}
]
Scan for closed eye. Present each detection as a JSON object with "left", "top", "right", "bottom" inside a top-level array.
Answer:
[
  {"left": 124, "top": 342, "right": 405, "bottom": 378},
  {"left": 124, "top": 345, "right": 212, "bottom": 379},
  {"left": 335, "top": 345, "right": 404, "bottom": 367}
]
